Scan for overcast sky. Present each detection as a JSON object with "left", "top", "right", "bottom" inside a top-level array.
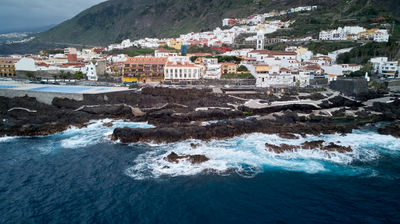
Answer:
[{"left": 0, "top": 0, "right": 107, "bottom": 33}]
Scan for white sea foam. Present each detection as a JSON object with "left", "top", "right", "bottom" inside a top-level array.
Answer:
[
  {"left": 125, "top": 130, "right": 400, "bottom": 180},
  {"left": 0, "top": 136, "right": 17, "bottom": 142},
  {"left": 59, "top": 119, "right": 154, "bottom": 149}
]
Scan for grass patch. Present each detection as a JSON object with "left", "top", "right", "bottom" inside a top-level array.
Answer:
[{"left": 221, "top": 73, "right": 254, "bottom": 79}]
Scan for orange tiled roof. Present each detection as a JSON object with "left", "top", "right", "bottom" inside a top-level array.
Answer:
[{"left": 126, "top": 56, "right": 167, "bottom": 65}]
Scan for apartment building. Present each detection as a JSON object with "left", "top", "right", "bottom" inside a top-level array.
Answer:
[
  {"left": 0, "top": 57, "right": 19, "bottom": 77},
  {"left": 221, "top": 62, "right": 237, "bottom": 74},
  {"left": 370, "top": 57, "right": 399, "bottom": 78},
  {"left": 123, "top": 56, "right": 168, "bottom": 83}
]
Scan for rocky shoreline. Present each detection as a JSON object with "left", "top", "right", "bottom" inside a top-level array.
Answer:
[{"left": 1, "top": 87, "right": 399, "bottom": 144}]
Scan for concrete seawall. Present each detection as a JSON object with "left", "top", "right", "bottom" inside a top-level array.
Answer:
[{"left": 0, "top": 89, "right": 84, "bottom": 105}]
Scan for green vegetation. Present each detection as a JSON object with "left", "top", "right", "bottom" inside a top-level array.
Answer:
[
  {"left": 221, "top": 73, "right": 254, "bottom": 79},
  {"left": 37, "top": 0, "right": 290, "bottom": 45},
  {"left": 161, "top": 45, "right": 177, "bottom": 51},
  {"left": 337, "top": 40, "right": 400, "bottom": 64},
  {"left": 190, "top": 55, "right": 242, "bottom": 63},
  {"left": 347, "top": 70, "right": 365, "bottom": 77},
  {"left": 266, "top": 0, "right": 400, "bottom": 41},
  {"left": 75, "top": 71, "right": 84, "bottom": 80},
  {"left": 237, "top": 65, "right": 248, "bottom": 72},
  {"left": 187, "top": 45, "right": 216, "bottom": 54},
  {"left": 25, "top": 72, "right": 35, "bottom": 80},
  {"left": 369, "top": 80, "right": 388, "bottom": 94},
  {"left": 306, "top": 41, "right": 361, "bottom": 55},
  {"left": 108, "top": 46, "right": 155, "bottom": 57}
]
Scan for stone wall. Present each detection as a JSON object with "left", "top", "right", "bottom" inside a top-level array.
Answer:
[
  {"left": 329, "top": 78, "right": 368, "bottom": 96},
  {"left": 164, "top": 79, "right": 256, "bottom": 86}
]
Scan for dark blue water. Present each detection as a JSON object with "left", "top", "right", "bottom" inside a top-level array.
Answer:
[{"left": 1, "top": 121, "right": 399, "bottom": 223}]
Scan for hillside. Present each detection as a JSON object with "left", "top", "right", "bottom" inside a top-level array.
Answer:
[
  {"left": 265, "top": 0, "right": 400, "bottom": 40},
  {"left": 37, "top": 0, "right": 333, "bottom": 45}
]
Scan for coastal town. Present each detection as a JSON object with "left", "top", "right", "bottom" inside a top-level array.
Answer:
[
  {"left": 2, "top": 1, "right": 400, "bottom": 223},
  {"left": 0, "top": 4, "right": 399, "bottom": 139},
  {"left": 0, "top": 5, "right": 398, "bottom": 91}
]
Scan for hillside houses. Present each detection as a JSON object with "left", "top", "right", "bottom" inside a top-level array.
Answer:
[
  {"left": 319, "top": 26, "right": 389, "bottom": 42},
  {"left": 222, "top": 5, "right": 318, "bottom": 27}
]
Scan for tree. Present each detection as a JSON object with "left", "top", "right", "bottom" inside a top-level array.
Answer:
[
  {"left": 25, "top": 72, "right": 35, "bottom": 80},
  {"left": 190, "top": 56, "right": 198, "bottom": 62},
  {"left": 59, "top": 71, "right": 67, "bottom": 82},
  {"left": 237, "top": 65, "right": 248, "bottom": 72},
  {"left": 66, "top": 72, "right": 72, "bottom": 81},
  {"left": 74, "top": 71, "right": 84, "bottom": 80},
  {"left": 104, "top": 72, "right": 109, "bottom": 80}
]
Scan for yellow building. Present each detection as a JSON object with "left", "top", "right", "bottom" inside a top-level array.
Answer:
[
  {"left": 221, "top": 63, "right": 237, "bottom": 74},
  {"left": 169, "top": 39, "right": 183, "bottom": 50},
  {"left": 358, "top": 28, "right": 378, "bottom": 41},
  {"left": 255, "top": 65, "right": 272, "bottom": 74},
  {"left": 0, "top": 58, "right": 19, "bottom": 77},
  {"left": 123, "top": 56, "right": 167, "bottom": 83},
  {"left": 296, "top": 46, "right": 308, "bottom": 55}
]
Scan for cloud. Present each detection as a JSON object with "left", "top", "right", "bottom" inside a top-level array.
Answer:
[{"left": 0, "top": 0, "right": 107, "bottom": 33}]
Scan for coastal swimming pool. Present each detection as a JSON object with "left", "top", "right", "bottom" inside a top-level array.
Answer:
[
  {"left": 0, "top": 85, "right": 16, "bottom": 89},
  {"left": 29, "top": 86, "right": 92, "bottom": 93}
]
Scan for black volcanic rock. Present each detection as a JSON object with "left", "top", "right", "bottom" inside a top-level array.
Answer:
[
  {"left": 378, "top": 122, "right": 400, "bottom": 138},
  {"left": 165, "top": 152, "right": 209, "bottom": 164}
]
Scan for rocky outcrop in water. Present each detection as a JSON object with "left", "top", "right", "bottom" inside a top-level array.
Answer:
[
  {"left": 378, "top": 122, "right": 400, "bottom": 138},
  {"left": 165, "top": 152, "right": 209, "bottom": 164},
  {"left": 112, "top": 116, "right": 357, "bottom": 143},
  {"left": 265, "top": 141, "right": 352, "bottom": 154}
]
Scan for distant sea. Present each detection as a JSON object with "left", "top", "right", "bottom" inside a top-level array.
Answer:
[{"left": 1, "top": 120, "right": 399, "bottom": 223}]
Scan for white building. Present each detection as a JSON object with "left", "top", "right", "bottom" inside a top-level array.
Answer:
[
  {"left": 164, "top": 56, "right": 202, "bottom": 80},
  {"left": 84, "top": 62, "right": 98, "bottom": 81},
  {"left": 255, "top": 65, "right": 310, "bottom": 88},
  {"left": 319, "top": 26, "right": 389, "bottom": 42},
  {"left": 373, "top": 29, "right": 389, "bottom": 42},
  {"left": 370, "top": 57, "right": 399, "bottom": 78},
  {"left": 154, "top": 48, "right": 178, "bottom": 57},
  {"left": 203, "top": 58, "right": 222, "bottom": 79},
  {"left": 256, "top": 30, "right": 265, "bottom": 50},
  {"left": 15, "top": 58, "right": 36, "bottom": 72}
]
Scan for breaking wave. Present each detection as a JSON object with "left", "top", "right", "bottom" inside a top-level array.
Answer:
[
  {"left": 0, "top": 136, "right": 17, "bottom": 142},
  {"left": 59, "top": 119, "right": 154, "bottom": 149},
  {"left": 125, "top": 128, "right": 400, "bottom": 180}
]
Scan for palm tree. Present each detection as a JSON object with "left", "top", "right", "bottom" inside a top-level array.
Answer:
[
  {"left": 25, "top": 72, "right": 35, "bottom": 80},
  {"left": 66, "top": 72, "right": 72, "bottom": 81},
  {"left": 75, "top": 71, "right": 84, "bottom": 80}
]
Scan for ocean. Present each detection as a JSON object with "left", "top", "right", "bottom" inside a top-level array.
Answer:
[{"left": 1, "top": 119, "right": 399, "bottom": 223}]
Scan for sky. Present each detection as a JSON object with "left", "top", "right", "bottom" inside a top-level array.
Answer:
[{"left": 0, "top": 0, "right": 107, "bottom": 33}]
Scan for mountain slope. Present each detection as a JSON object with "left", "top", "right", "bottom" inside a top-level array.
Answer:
[
  {"left": 37, "top": 0, "right": 329, "bottom": 45},
  {"left": 37, "top": 0, "right": 399, "bottom": 45}
]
